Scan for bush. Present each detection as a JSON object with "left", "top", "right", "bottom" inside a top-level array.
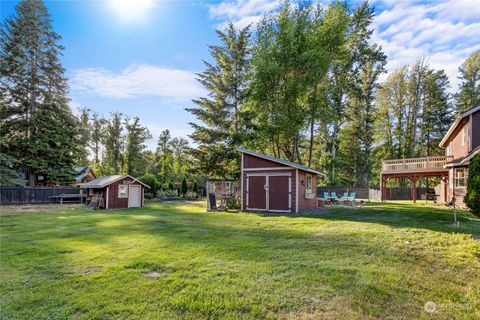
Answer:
[
  {"left": 159, "top": 189, "right": 178, "bottom": 198},
  {"left": 465, "top": 153, "right": 480, "bottom": 215},
  {"left": 181, "top": 177, "right": 188, "bottom": 197},
  {"left": 192, "top": 181, "right": 198, "bottom": 195},
  {"left": 168, "top": 181, "right": 175, "bottom": 191},
  {"left": 144, "top": 192, "right": 154, "bottom": 200},
  {"left": 138, "top": 173, "right": 160, "bottom": 196},
  {"left": 225, "top": 195, "right": 240, "bottom": 210}
]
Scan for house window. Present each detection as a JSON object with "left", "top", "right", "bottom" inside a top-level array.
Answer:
[
  {"left": 306, "top": 175, "right": 313, "bottom": 193},
  {"left": 455, "top": 168, "right": 466, "bottom": 188},
  {"left": 461, "top": 126, "right": 466, "bottom": 146},
  {"left": 118, "top": 184, "right": 129, "bottom": 198}
]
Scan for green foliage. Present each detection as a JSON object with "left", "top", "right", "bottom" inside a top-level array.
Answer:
[
  {"left": 168, "top": 181, "right": 175, "bottom": 191},
  {"left": 192, "top": 181, "right": 198, "bottom": 195},
  {"left": 181, "top": 177, "right": 188, "bottom": 197},
  {"left": 138, "top": 173, "right": 160, "bottom": 197},
  {"left": 465, "top": 154, "right": 480, "bottom": 215},
  {"left": 186, "top": 22, "right": 251, "bottom": 178},
  {"left": 224, "top": 195, "right": 240, "bottom": 210},
  {"left": 0, "top": 0, "right": 79, "bottom": 185},
  {"left": 373, "top": 61, "right": 453, "bottom": 186},
  {"left": 455, "top": 50, "right": 479, "bottom": 113},
  {"left": 0, "top": 153, "right": 25, "bottom": 186},
  {"left": 103, "top": 112, "right": 124, "bottom": 175},
  {"left": 159, "top": 189, "right": 178, "bottom": 198},
  {"left": 125, "top": 117, "right": 152, "bottom": 177}
]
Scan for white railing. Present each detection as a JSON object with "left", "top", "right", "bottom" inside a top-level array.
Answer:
[{"left": 381, "top": 156, "right": 452, "bottom": 173}]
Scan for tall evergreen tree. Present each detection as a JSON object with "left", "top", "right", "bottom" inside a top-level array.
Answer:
[
  {"left": 186, "top": 22, "right": 251, "bottom": 178},
  {"left": 76, "top": 108, "right": 91, "bottom": 166},
  {"left": 103, "top": 112, "right": 124, "bottom": 175},
  {"left": 124, "top": 117, "right": 151, "bottom": 177},
  {"left": 155, "top": 129, "right": 174, "bottom": 183},
  {"left": 456, "top": 50, "right": 480, "bottom": 113},
  {"left": 90, "top": 112, "right": 106, "bottom": 171},
  {"left": 0, "top": 0, "right": 78, "bottom": 185}
]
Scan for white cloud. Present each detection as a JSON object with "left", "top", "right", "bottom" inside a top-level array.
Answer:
[
  {"left": 71, "top": 64, "right": 204, "bottom": 100},
  {"left": 372, "top": 0, "right": 480, "bottom": 89},
  {"left": 209, "top": 0, "right": 281, "bottom": 28}
]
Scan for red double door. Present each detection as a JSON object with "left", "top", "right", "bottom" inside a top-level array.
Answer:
[{"left": 247, "top": 174, "right": 291, "bottom": 212}]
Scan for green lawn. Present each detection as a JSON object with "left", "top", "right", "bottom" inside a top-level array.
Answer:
[{"left": 1, "top": 202, "right": 479, "bottom": 319}]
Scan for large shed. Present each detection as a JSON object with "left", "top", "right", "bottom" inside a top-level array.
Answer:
[
  {"left": 79, "top": 175, "right": 150, "bottom": 209},
  {"left": 237, "top": 148, "right": 325, "bottom": 213}
]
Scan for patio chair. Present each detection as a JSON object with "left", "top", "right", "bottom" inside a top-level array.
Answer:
[
  {"left": 340, "top": 192, "right": 349, "bottom": 200},
  {"left": 348, "top": 192, "right": 356, "bottom": 201},
  {"left": 323, "top": 192, "right": 329, "bottom": 199},
  {"left": 331, "top": 192, "right": 339, "bottom": 205}
]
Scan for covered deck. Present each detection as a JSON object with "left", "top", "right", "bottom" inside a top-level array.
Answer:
[{"left": 380, "top": 156, "right": 452, "bottom": 203}]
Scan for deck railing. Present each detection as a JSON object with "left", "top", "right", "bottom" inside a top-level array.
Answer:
[{"left": 381, "top": 156, "right": 452, "bottom": 173}]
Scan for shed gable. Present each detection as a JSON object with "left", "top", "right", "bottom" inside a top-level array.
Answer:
[{"left": 243, "top": 153, "right": 288, "bottom": 169}]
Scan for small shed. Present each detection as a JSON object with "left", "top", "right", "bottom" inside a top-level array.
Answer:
[
  {"left": 79, "top": 175, "right": 150, "bottom": 209},
  {"left": 237, "top": 147, "right": 326, "bottom": 213}
]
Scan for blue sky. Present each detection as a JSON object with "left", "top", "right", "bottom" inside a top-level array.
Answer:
[{"left": 1, "top": 0, "right": 479, "bottom": 151}]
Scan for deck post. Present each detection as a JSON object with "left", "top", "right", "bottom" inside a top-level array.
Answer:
[{"left": 412, "top": 176, "right": 417, "bottom": 203}]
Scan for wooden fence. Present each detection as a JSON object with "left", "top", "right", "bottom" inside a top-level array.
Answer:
[
  {"left": 0, "top": 186, "right": 81, "bottom": 205},
  {"left": 317, "top": 186, "right": 439, "bottom": 201}
]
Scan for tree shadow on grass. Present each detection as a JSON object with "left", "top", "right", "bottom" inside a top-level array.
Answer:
[{"left": 253, "top": 202, "right": 480, "bottom": 236}]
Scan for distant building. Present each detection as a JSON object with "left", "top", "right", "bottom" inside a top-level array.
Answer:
[
  {"left": 74, "top": 166, "right": 96, "bottom": 185},
  {"left": 79, "top": 175, "right": 150, "bottom": 209}
]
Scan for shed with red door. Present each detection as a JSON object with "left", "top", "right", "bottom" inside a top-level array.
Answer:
[
  {"left": 237, "top": 148, "right": 325, "bottom": 213},
  {"left": 79, "top": 174, "right": 150, "bottom": 209}
]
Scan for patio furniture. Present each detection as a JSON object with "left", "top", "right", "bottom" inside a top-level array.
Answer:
[
  {"left": 348, "top": 192, "right": 356, "bottom": 202},
  {"left": 323, "top": 192, "right": 329, "bottom": 199},
  {"left": 330, "top": 192, "right": 339, "bottom": 205},
  {"left": 340, "top": 192, "right": 349, "bottom": 200}
]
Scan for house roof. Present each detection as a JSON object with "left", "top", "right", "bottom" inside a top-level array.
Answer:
[
  {"left": 445, "top": 145, "right": 480, "bottom": 168},
  {"left": 75, "top": 166, "right": 95, "bottom": 183},
  {"left": 79, "top": 174, "right": 150, "bottom": 189},
  {"left": 439, "top": 105, "right": 480, "bottom": 147},
  {"left": 237, "top": 147, "right": 326, "bottom": 177}
]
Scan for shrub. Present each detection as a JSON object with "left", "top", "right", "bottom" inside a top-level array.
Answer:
[
  {"left": 144, "top": 192, "right": 154, "bottom": 200},
  {"left": 192, "top": 181, "right": 198, "bottom": 195},
  {"left": 181, "top": 177, "right": 188, "bottom": 197},
  {"left": 465, "top": 153, "right": 480, "bottom": 215},
  {"left": 168, "top": 181, "right": 175, "bottom": 191},
  {"left": 159, "top": 189, "right": 178, "bottom": 198},
  {"left": 138, "top": 174, "right": 160, "bottom": 196},
  {"left": 225, "top": 195, "right": 240, "bottom": 210}
]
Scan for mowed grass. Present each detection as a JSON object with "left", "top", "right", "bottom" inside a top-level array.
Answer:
[{"left": 1, "top": 202, "right": 479, "bottom": 319}]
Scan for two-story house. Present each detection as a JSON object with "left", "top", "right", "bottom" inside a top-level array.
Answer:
[
  {"left": 381, "top": 105, "right": 479, "bottom": 208},
  {"left": 439, "top": 105, "right": 480, "bottom": 206}
]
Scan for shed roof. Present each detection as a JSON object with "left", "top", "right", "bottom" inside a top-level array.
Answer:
[
  {"left": 237, "top": 147, "right": 326, "bottom": 177},
  {"left": 79, "top": 174, "right": 150, "bottom": 189}
]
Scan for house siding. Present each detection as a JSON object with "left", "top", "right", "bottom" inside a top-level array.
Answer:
[
  {"left": 445, "top": 118, "right": 470, "bottom": 159},
  {"left": 297, "top": 170, "right": 317, "bottom": 212},
  {"left": 472, "top": 110, "right": 480, "bottom": 150}
]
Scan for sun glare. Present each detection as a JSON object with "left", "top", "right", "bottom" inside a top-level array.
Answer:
[{"left": 110, "top": 0, "right": 154, "bottom": 22}]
